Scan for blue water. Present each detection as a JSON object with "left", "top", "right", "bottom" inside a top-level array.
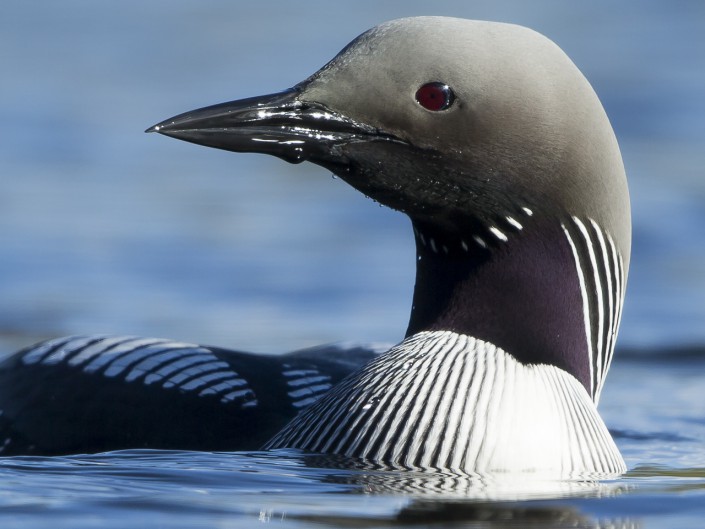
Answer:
[{"left": 1, "top": 1, "right": 704, "bottom": 527}]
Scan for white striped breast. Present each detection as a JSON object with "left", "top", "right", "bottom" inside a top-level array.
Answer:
[{"left": 265, "top": 330, "right": 625, "bottom": 477}]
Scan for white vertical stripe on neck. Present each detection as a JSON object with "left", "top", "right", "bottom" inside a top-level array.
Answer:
[
  {"left": 561, "top": 222, "right": 595, "bottom": 396},
  {"left": 562, "top": 217, "right": 626, "bottom": 403}
]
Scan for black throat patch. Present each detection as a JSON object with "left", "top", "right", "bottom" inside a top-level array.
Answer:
[{"left": 407, "top": 213, "right": 594, "bottom": 394}]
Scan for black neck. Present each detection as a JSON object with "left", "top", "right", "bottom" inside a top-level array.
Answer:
[{"left": 406, "top": 215, "right": 591, "bottom": 392}]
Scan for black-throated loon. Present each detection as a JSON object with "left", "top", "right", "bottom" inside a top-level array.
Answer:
[{"left": 0, "top": 17, "right": 629, "bottom": 476}]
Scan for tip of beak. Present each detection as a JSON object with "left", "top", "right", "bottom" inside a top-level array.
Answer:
[{"left": 145, "top": 124, "right": 161, "bottom": 134}]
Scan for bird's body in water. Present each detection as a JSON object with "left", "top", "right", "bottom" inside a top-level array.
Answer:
[{"left": 0, "top": 17, "right": 629, "bottom": 478}]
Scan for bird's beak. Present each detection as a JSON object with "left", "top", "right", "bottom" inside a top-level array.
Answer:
[{"left": 146, "top": 88, "right": 402, "bottom": 169}]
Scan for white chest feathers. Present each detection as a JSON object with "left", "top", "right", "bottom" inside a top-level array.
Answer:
[{"left": 266, "top": 330, "right": 625, "bottom": 478}]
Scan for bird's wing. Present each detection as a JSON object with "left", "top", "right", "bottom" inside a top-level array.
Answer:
[{"left": 0, "top": 335, "right": 382, "bottom": 455}]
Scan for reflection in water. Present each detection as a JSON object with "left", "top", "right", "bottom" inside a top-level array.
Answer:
[
  {"left": 286, "top": 502, "right": 641, "bottom": 529},
  {"left": 280, "top": 451, "right": 641, "bottom": 528},
  {"left": 0, "top": 448, "right": 655, "bottom": 528},
  {"left": 394, "top": 500, "right": 640, "bottom": 528},
  {"left": 298, "top": 451, "right": 628, "bottom": 498}
]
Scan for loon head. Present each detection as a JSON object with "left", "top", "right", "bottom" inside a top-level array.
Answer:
[
  {"left": 149, "top": 17, "right": 630, "bottom": 474},
  {"left": 149, "top": 16, "right": 630, "bottom": 403}
]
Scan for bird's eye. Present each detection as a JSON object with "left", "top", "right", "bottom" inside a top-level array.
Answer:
[{"left": 415, "top": 82, "right": 455, "bottom": 111}]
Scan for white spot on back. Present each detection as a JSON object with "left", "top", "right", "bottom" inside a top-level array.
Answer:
[
  {"left": 69, "top": 337, "right": 153, "bottom": 367},
  {"left": 179, "top": 371, "right": 238, "bottom": 391},
  {"left": 124, "top": 348, "right": 199, "bottom": 382},
  {"left": 489, "top": 226, "right": 508, "bottom": 242},
  {"left": 288, "top": 384, "right": 332, "bottom": 399},
  {"left": 23, "top": 336, "right": 102, "bottom": 366},
  {"left": 283, "top": 369, "right": 319, "bottom": 378},
  {"left": 473, "top": 235, "right": 488, "bottom": 249},
  {"left": 506, "top": 216, "right": 523, "bottom": 230},
  {"left": 103, "top": 343, "right": 188, "bottom": 378},
  {"left": 83, "top": 338, "right": 176, "bottom": 374},
  {"left": 162, "top": 360, "right": 231, "bottom": 388},
  {"left": 144, "top": 354, "right": 212, "bottom": 385},
  {"left": 287, "top": 375, "right": 331, "bottom": 387}
]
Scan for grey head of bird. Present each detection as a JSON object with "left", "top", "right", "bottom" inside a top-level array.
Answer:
[{"left": 148, "top": 16, "right": 630, "bottom": 405}]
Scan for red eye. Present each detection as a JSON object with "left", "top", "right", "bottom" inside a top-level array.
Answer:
[{"left": 415, "top": 82, "right": 454, "bottom": 111}]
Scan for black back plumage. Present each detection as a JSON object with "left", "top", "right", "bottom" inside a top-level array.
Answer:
[{"left": 0, "top": 336, "right": 378, "bottom": 455}]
